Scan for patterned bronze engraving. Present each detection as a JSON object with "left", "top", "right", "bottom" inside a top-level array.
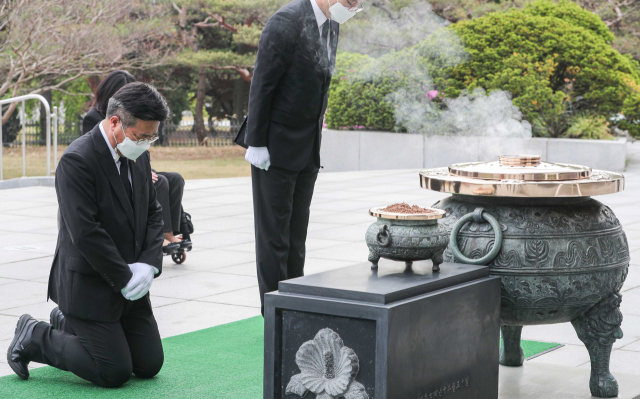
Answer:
[
  {"left": 434, "top": 195, "right": 628, "bottom": 397},
  {"left": 365, "top": 218, "right": 449, "bottom": 271}
]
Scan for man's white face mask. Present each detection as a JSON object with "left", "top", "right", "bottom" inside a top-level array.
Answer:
[
  {"left": 112, "top": 122, "right": 152, "bottom": 161},
  {"left": 328, "top": 0, "right": 363, "bottom": 24}
]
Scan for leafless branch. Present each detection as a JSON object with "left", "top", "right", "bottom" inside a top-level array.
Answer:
[
  {"left": 208, "top": 66, "right": 254, "bottom": 82},
  {"left": 0, "top": 0, "right": 178, "bottom": 122},
  {"left": 206, "top": 12, "right": 238, "bottom": 33},
  {"left": 371, "top": 1, "right": 396, "bottom": 19}
]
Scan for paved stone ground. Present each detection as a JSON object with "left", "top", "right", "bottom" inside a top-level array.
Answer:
[{"left": 0, "top": 143, "right": 638, "bottom": 397}]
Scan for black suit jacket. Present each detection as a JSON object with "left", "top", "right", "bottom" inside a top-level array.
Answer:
[
  {"left": 49, "top": 125, "right": 164, "bottom": 322},
  {"left": 245, "top": 0, "right": 339, "bottom": 171},
  {"left": 82, "top": 107, "right": 103, "bottom": 135}
]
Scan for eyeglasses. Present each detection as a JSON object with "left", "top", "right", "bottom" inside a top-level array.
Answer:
[
  {"left": 346, "top": 0, "right": 364, "bottom": 12},
  {"left": 122, "top": 122, "right": 159, "bottom": 145}
]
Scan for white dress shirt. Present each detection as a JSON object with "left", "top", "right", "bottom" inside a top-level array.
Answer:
[
  {"left": 310, "top": 0, "right": 331, "bottom": 60},
  {"left": 99, "top": 120, "right": 158, "bottom": 275},
  {"left": 99, "top": 120, "right": 131, "bottom": 187}
]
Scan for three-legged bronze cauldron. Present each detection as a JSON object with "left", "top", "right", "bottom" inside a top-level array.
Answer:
[{"left": 422, "top": 155, "right": 628, "bottom": 398}]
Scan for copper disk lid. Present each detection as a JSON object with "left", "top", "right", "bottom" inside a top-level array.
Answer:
[
  {"left": 449, "top": 155, "right": 592, "bottom": 181},
  {"left": 369, "top": 206, "right": 446, "bottom": 220},
  {"left": 420, "top": 155, "right": 624, "bottom": 197}
]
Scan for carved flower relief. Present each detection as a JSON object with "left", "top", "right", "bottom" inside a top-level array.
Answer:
[{"left": 286, "top": 328, "right": 369, "bottom": 399}]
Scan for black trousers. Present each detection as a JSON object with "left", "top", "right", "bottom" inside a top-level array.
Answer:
[
  {"left": 154, "top": 171, "right": 185, "bottom": 234},
  {"left": 28, "top": 297, "right": 163, "bottom": 388},
  {"left": 251, "top": 148, "right": 320, "bottom": 314}
]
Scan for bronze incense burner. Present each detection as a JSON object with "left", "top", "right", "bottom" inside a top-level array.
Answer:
[
  {"left": 365, "top": 207, "right": 448, "bottom": 270},
  {"left": 421, "top": 155, "right": 627, "bottom": 398}
]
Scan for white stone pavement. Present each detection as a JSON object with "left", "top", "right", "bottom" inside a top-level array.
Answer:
[{"left": 0, "top": 143, "right": 638, "bottom": 398}]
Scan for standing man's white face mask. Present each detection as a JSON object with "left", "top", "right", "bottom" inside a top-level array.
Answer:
[{"left": 327, "top": 0, "right": 364, "bottom": 24}]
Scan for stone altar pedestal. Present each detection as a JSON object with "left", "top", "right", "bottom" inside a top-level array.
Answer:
[{"left": 263, "top": 261, "right": 502, "bottom": 399}]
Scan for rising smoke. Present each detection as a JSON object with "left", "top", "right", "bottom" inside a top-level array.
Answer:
[
  {"left": 339, "top": 1, "right": 449, "bottom": 56},
  {"left": 392, "top": 88, "right": 533, "bottom": 138},
  {"left": 339, "top": 0, "right": 533, "bottom": 140}
]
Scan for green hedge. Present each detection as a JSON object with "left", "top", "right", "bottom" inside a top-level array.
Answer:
[
  {"left": 325, "top": 53, "right": 397, "bottom": 131},
  {"left": 327, "top": 0, "right": 640, "bottom": 138}
]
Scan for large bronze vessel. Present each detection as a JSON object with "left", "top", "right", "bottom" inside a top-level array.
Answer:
[{"left": 421, "top": 155, "right": 628, "bottom": 398}]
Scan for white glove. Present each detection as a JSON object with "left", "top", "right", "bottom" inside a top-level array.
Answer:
[
  {"left": 121, "top": 262, "right": 155, "bottom": 301},
  {"left": 245, "top": 146, "right": 271, "bottom": 170}
]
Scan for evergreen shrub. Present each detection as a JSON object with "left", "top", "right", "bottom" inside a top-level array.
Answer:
[{"left": 327, "top": 0, "right": 640, "bottom": 138}]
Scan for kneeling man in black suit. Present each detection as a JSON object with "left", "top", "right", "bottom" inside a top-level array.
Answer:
[{"left": 6, "top": 82, "right": 168, "bottom": 387}]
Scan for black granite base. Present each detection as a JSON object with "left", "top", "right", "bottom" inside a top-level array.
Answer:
[{"left": 264, "top": 260, "right": 501, "bottom": 399}]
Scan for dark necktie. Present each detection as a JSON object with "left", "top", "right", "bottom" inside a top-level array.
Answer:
[
  {"left": 119, "top": 158, "right": 133, "bottom": 206},
  {"left": 321, "top": 20, "right": 330, "bottom": 59}
]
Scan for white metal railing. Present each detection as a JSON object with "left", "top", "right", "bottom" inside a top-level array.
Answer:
[{"left": 0, "top": 94, "right": 59, "bottom": 180}]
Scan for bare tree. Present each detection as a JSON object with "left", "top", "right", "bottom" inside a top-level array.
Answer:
[
  {"left": 574, "top": 0, "right": 640, "bottom": 28},
  {"left": 571, "top": 0, "right": 640, "bottom": 60},
  {"left": 417, "top": 0, "right": 640, "bottom": 60},
  {"left": 0, "top": 0, "right": 177, "bottom": 124},
  {"left": 171, "top": 0, "right": 284, "bottom": 144}
]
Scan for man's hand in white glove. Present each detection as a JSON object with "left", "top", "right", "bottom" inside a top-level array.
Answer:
[
  {"left": 121, "top": 262, "right": 156, "bottom": 301},
  {"left": 245, "top": 146, "right": 271, "bottom": 170}
]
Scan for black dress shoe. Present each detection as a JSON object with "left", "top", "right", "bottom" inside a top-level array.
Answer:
[
  {"left": 179, "top": 239, "right": 192, "bottom": 251},
  {"left": 50, "top": 307, "right": 65, "bottom": 330},
  {"left": 162, "top": 242, "right": 180, "bottom": 255},
  {"left": 6, "top": 314, "right": 39, "bottom": 380}
]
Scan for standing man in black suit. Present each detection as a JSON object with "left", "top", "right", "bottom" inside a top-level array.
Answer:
[
  {"left": 6, "top": 83, "right": 169, "bottom": 388},
  {"left": 244, "top": 0, "right": 365, "bottom": 312}
]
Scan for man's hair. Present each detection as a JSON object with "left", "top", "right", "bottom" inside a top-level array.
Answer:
[{"left": 106, "top": 82, "right": 169, "bottom": 128}]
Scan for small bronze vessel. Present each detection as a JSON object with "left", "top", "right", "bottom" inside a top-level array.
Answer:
[{"left": 365, "top": 206, "right": 448, "bottom": 271}]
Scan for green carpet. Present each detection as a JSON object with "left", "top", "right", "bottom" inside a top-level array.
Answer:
[
  {"left": 520, "top": 340, "right": 562, "bottom": 359},
  {"left": 0, "top": 317, "right": 561, "bottom": 398},
  {"left": 0, "top": 317, "right": 265, "bottom": 399}
]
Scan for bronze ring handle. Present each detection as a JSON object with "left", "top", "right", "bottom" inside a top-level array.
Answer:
[
  {"left": 449, "top": 208, "right": 503, "bottom": 265},
  {"left": 376, "top": 224, "right": 391, "bottom": 247}
]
